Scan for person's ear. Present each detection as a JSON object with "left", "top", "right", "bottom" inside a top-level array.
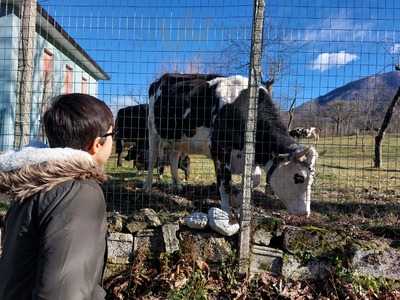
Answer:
[{"left": 87, "top": 137, "right": 102, "bottom": 155}]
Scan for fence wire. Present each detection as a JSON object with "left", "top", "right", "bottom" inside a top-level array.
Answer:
[{"left": 0, "top": 0, "right": 399, "bottom": 248}]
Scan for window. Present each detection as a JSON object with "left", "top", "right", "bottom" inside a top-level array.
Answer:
[
  {"left": 42, "top": 49, "right": 54, "bottom": 97},
  {"left": 43, "top": 49, "right": 53, "bottom": 75},
  {"left": 81, "top": 76, "right": 88, "bottom": 94},
  {"left": 64, "top": 65, "right": 73, "bottom": 93},
  {"left": 40, "top": 49, "right": 54, "bottom": 139}
]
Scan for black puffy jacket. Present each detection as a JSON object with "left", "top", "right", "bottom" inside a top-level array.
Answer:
[{"left": 0, "top": 146, "right": 108, "bottom": 300}]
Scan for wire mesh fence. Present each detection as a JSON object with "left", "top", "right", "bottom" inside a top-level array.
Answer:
[{"left": 1, "top": 0, "right": 400, "bottom": 256}]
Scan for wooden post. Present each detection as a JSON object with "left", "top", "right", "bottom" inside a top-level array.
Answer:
[
  {"left": 14, "top": 0, "right": 37, "bottom": 149},
  {"left": 374, "top": 86, "right": 400, "bottom": 168},
  {"left": 239, "top": 0, "right": 265, "bottom": 275}
]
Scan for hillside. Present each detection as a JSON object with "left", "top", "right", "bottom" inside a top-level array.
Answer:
[{"left": 292, "top": 71, "right": 400, "bottom": 133}]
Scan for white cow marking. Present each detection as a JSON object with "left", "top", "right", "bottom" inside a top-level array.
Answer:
[
  {"left": 208, "top": 75, "right": 248, "bottom": 109},
  {"left": 161, "top": 126, "right": 211, "bottom": 157}
]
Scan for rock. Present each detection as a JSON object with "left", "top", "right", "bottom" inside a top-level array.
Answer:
[
  {"left": 351, "top": 247, "right": 400, "bottom": 281},
  {"left": 128, "top": 208, "right": 161, "bottom": 227},
  {"left": 253, "top": 228, "right": 273, "bottom": 247},
  {"left": 162, "top": 223, "right": 180, "bottom": 254},
  {"left": 125, "top": 208, "right": 162, "bottom": 233},
  {"left": 208, "top": 207, "right": 240, "bottom": 236},
  {"left": 254, "top": 215, "right": 284, "bottom": 236},
  {"left": 141, "top": 208, "right": 162, "bottom": 227},
  {"left": 158, "top": 210, "right": 188, "bottom": 224},
  {"left": 133, "top": 228, "right": 163, "bottom": 257},
  {"left": 107, "top": 211, "right": 126, "bottom": 232},
  {"left": 126, "top": 220, "right": 148, "bottom": 234},
  {"left": 107, "top": 232, "right": 133, "bottom": 264},
  {"left": 104, "top": 263, "right": 129, "bottom": 281},
  {"left": 183, "top": 212, "right": 208, "bottom": 229},
  {"left": 281, "top": 254, "right": 330, "bottom": 280},
  {"left": 283, "top": 225, "right": 348, "bottom": 257},
  {"left": 249, "top": 245, "right": 283, "bottom": 275},
  {"left": 179, "top": 231, "right": 234, "bottom": 263}
]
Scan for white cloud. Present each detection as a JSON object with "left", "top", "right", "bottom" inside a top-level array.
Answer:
[
  {"left": 311, "top": 51, "right": 358, "bottom": 72},
  {"left": 390, "top": 43, "right": 400, "bottom": 54},
  {"left": 301, "top": 9, "right": 375, "bottom": 43}
]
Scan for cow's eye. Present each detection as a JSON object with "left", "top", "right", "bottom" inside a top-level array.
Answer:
[{"left": 294, "top": 173, "right": 305, "bottom": 184}]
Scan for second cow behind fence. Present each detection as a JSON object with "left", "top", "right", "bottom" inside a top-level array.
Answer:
[
  {"left": 115, "top": 104, "right": 190, "bottom": 182},
  {"left": 146, "top": 73, "right": 318, "bottom": 217},
  {"left": 289, "top": 127, "right": 320, "bottom": 142}
]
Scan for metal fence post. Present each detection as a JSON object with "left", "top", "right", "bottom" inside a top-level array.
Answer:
[{"left": 239, "top": 0, "right": 265, "bottom": 275}]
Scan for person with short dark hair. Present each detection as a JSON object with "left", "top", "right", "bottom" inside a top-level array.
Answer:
[{"left": 0, "top": 93, "right": 114, "bottom": 300}]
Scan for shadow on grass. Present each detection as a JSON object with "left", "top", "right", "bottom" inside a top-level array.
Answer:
[
  {"left": 102, "top": 179, "right": 219, "bottom": 215},
  {"left": 362, "top": 225, "right": 400, "bottom": 240},
  {"left": 320, "top": 163, "right": 400, "bottom": 173},
  {"left": 310, "top": 200, "right": 400, "bottom": 219}
]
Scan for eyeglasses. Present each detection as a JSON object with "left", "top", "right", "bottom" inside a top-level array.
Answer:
[{"left": 101, "top": 129, "right": 118, "bottom": 139}]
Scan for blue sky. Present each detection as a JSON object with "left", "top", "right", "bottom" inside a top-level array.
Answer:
[{"left": 40, "top": 0, "right": 400, "bottom": 111}]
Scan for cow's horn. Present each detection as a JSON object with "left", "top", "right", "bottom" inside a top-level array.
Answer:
[
  {"left": 276, "top": 153, "right": 290, "bottom": 160},
  {"left": 292, "top": 147, "right": 310, "bottom": 160}
]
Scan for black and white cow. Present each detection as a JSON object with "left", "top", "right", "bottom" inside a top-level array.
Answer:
[
  {"left": 115, "top": 104, "right": 148, "bottom": 167},
  {"left": 115, "top": 103, "right": 190, "bottom": 182},
  {"left": 147, "top": 73, "right": 318, "bottom": 216},
  {"left": 289, "top": 127, "right": 319, "bottom": 142}
]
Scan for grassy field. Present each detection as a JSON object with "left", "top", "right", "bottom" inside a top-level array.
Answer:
[
  {"left": 105, "top": 134, "right": 400, "bottom": 195},
  {"left": 104, "top": 134, "right": 400, "bottom": 243}
]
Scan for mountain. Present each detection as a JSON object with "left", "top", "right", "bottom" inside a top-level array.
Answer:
[
  {"left": 292, "top": 71, "right": 400, "bottom": 133},
  {"left": 313, "top": 71, "right": 400, "bottom": 107},
  {"left": 296, "top": 71, "right": 400, "bottom": 115}
]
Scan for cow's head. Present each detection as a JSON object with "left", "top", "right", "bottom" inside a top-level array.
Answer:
[
  {"left": 267, "top": 146, "right": 318, "bottom": 217},
  {"left": 125, "top": 146, "right": 138, "bottom": 161}
]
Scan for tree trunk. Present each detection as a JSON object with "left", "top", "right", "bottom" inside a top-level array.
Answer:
[
  {"left": 287, "top": 96, "right": 296, "bottom": 131},
  {"left": 336, "top": 121, "right": 340, "bottom": 136},
  {"left": 374, "top": 86, "right": 400, "bottom": 168},
  {"left": 14, "top": 0, "right": 37, "bottom": 149}
]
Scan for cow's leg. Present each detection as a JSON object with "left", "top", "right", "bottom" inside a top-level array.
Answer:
[
  {"left": 116, "top": 139, "right": 123, "bottom": 167},
  {"left": 212, "top": 150, "right": 233, "bottom": 213},
  {"left": 169, "top": 150, "right": 182, "bottom": 190},
  {"left": 253, "top": 166, "right": 262, "bottom": 188},
  {"left": 145, "top": 134, "right": 159, "bottom": 192},
  {"left": 314, "top": 132, "right": 319, "bottom": 142},
  {"left": 183, "top": 159, "right": 190, "bottom": 182},
  {"left": 158, "top": 164, "right": 164, "bottom": 181}
]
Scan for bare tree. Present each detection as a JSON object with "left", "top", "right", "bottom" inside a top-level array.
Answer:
[
  {"left": 374, "top": 86, "right": 400, "bottom": 168},
  {"left": 14, "top": 0, "right": 37, "bottom": 148},
  {"left": 220, "top": 15, "right": 308, "bottom": 96},
  {"left": 286, "top": 88, "right": 299, "bottom": 131},
  {"left": 321, "top": 100, "right": 354, "bottom": 136}
]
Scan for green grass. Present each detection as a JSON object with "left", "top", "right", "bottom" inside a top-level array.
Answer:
[
  {"left": 104, "top": 134, "right": 400, "bottom": 240},
  {"left": 106, "top": 134, "right": 400, "bottom": 196},
  {"left": 312, "top": 134, "right": 400, "bottom": 196}
]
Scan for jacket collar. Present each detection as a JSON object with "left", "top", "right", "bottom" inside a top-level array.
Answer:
[{"left": 0, "top": 145, "right": 107, "bottom": 201}]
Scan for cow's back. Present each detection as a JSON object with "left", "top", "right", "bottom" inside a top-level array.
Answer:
[
  {"left": 115, "top": 104, "right": 148, "bottom": 143},
  {"left": 150, "top": 73, "right": 222, "bottom": 140}
]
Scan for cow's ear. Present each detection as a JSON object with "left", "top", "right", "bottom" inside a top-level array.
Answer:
[{"left": 258, "top": 86, "right": 270, "bottom": 104}]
